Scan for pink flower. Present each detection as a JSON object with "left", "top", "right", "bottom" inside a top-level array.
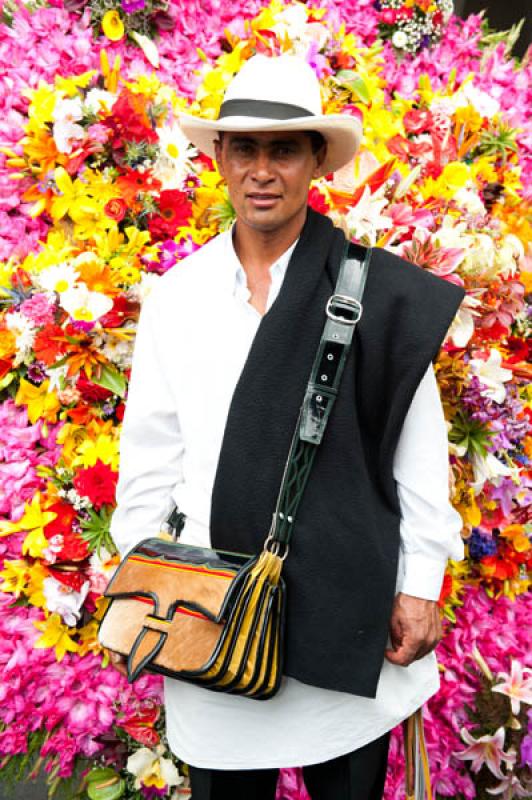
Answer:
[
  {"left": 19, "top": 293, "right": 55, "bottom": 326},
  {"left": 492, "top": 661, "right": 532, "bottom": 716},
  {"left": 456, "top": 727, "right": 516, "bottom": 778},
  {"left": 487, "top": 772, "right": 532, "bottom": 799}
]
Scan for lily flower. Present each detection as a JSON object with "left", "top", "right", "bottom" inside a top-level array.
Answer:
[
  {"left": 456, "top": 727, "right": 516, "bottom": 778},
  {"left": 492, "top": 661, "right": 532, "bottom": 716}
]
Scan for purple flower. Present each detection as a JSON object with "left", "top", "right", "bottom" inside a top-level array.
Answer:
[
  {"left": 468, "top": 529, "right": 498, "bottom": 561},
  {"left": 26, "top": 361, "right": 47, "bottom": 386},
  {"left": 121, "top": 0, "right": 146, "bottom": 13},
  {"left": 521, "top": 735, "right": 532, "bottom": 767}
]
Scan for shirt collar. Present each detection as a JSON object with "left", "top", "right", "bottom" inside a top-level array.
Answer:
[{"left": 219, "top": 226, "right": 299, "bottom": 296}]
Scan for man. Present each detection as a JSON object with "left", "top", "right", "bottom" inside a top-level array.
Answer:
[{"left": 110, "top": 55, "right": 464, "bottom": 799}]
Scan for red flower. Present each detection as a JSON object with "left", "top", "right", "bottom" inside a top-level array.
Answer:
[
  {"left": 76, "top": 372, "right": 113, "bottom": 402},
  {"left": 73, "top": 460, "right": 118, "bottom": 509},
  {"left": 105, "top": 90, "right": 159, "bottom": 148},
  {"left": 99, "top": 296, "right": 140, "bottom": 328},
  {"left": 104, "top": 197, "right": 127, "bottom": 222},
  {"left": 403, "top": 109, "right": 434, "bottom": 135},
  {"left": 44, "top": 502, "right": 89, "bottom": 563},
  {"left": 47, "top": 565, "right": 87, "bottom": 592},
  {"left": 34, "top": 325, "right": 68, "bottom": 366},
  {"left": 44, "top": 502, "right": 77, "bottom": 538},
  {"left": 148, "top": 190, "right": 192, "bottom": 240},
  {"left": 438, "top": 573, "right": 453, "bottom": 608},
  {"left": 308, "top": 187, "right": 330, "bottom": 214},
  {"left": 116, "top": 170, "right": 162, "bottom": 207},
  {"left": 379, "top": 9, "right": 398, "bottom": 25}
]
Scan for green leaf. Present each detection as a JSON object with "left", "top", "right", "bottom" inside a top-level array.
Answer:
[
  {"left": 0, "top": 372, "right": 14, "bottom": 391},
  {"left": 92, "top": 364, "right": 127, "bottom": 398},
  {"left": 86, "top": 769, "right": 119, "bottom": 785},
  {"left": 86, "top": 772, "right": 125, "bottom": 800},
  {"left": 334, "top": 70, "right": 370, "bottom": 104}
]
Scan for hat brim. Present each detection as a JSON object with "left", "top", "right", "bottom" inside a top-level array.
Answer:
[{"left": 178, "top": 111, "right": 362, "bottom": 176}]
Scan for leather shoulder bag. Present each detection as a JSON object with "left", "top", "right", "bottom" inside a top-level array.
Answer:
[{"left": 98, "top": 242, "right": 370, "bottom": 698}]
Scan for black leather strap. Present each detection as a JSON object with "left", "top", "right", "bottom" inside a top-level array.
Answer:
[{"left": 268, "top": 242, "right": 371, "bottom": 547}]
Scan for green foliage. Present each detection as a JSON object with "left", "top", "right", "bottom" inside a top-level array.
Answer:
[
  {"left": 334, "top": 70, "right": 370, "bottom": 104},
  {"left": 449, "top": 410, "right": 494, "bottom": 458},
  {"left": 80, "top": 506, "right": 117, "bottom": 555}
]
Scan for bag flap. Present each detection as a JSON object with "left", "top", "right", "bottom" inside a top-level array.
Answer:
[{"left": 105, "top": 537, "right": 248, "bottom": 618}]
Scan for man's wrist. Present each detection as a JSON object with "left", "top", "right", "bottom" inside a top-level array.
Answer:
[{"left": 396, "top": 553, "right": 447, "bottom": 601}]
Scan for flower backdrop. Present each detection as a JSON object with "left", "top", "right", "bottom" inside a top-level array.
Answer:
[{"left": 0, "top": 1, "right": 530, "bottom": 798}]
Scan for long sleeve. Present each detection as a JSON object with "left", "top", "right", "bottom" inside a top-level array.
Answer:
[
  {"left": 393, "top": 365, "right": 464, "bottom": 601},
  {"left": 110, "top": 291, "right": 184, "bottom": 558}
]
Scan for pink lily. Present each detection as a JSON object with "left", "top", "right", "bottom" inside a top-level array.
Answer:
[
  {"left": 486, "top": 771, "right": 531, "bottom": 799},
  {"left": 456, "top": 727, "right": 516, "bottom": 778},
  {"left": 492, "top": 661, "right": 532, "bottom": 716}
]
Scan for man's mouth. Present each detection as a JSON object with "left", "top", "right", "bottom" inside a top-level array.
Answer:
[{"left": 246, "top": 193, "right": 281, "bottom": 208}]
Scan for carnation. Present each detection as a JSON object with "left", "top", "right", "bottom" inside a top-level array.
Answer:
[{"left": 73, "top": 461, "right": 118, "bottom": 509}]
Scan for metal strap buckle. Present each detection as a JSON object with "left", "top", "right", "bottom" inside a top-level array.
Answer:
[{"left": 325, "top": 294, "right": 362, "bottom": 325}]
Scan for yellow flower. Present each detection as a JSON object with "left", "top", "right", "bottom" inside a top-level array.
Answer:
[
  {"left": 26, "top": 561, "right": 49, "bottom": 609},
  {"left": 123, "top": 225, "right": 151, "bottom": 256},
  {"left": 74, "top": 432, "right": 120, "bottom": 471},
  {"left": 55, "top": 71, "right": 96, "bottom": 97},
  {"left": 77, "top": 619, "right": 103, "bottom": 657},
  {"left": 500, "top": 524, "right": 530, "bottom": 553},
  {"left": 23, "top": 81, "right": 57, "bottom": 126},
  {"left": 34, "top": 613, "right": 79, "bottom": 661},
  {"left": 15, "top": 378, "right": 61, "bottom": 424},
  {"left": 0, "top": 559, "right": 30, "bottom": 597},
  {"left": 102, "top": 10, "right": 125, "bottom": 42},
  {"left": 51, "top": 167, "right": 97, "bottom": 222},
  {"left": 440, "top": 162, "right": 471, "bottom": 191},
  {"left": 0, "top": 493, "right": 57, "bottom": 559}
]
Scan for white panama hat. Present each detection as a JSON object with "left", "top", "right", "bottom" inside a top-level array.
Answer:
[{"left": 178, "top": 54, "right": 363, "bottom": 177}]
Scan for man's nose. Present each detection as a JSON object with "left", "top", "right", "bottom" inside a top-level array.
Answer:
[{"left": 251, "top": 149, "right": 274, "bottom": 182}]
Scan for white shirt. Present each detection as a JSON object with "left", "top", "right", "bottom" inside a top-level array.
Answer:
[{"left": 111, "top": 228, "right": 464, "bottom": 769}]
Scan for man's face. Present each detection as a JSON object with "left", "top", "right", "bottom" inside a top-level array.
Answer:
[{"left": 214, "top": 131, "right": 325, "bottom": 235}]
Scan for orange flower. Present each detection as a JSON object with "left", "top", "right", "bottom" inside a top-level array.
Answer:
[
  {"left": 21, "top": 127, "right": 59, "bottom": 177},
  {"left": 76, "top": 257, "right": 121, "bottom": 296},
  {"left": 65, "top": 342, "right": 108, "bottom": 380}
]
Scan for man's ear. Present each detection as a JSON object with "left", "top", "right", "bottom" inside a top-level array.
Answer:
[
  {"left": 214, "top": 137, "right": 224, "bottom": 176},
  {"left": 312, "top": 142, "right": 327, "bottom": 179}
]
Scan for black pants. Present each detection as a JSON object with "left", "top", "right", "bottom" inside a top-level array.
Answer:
[{"left": 188, "top": 732, "right": 390, "bottom": 799}]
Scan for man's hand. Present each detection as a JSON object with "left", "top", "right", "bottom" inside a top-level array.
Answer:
[{"left": 384, "top": 592, "right": 442, "bottom": 667}]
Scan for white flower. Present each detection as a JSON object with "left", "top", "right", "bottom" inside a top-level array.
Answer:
[
  {"left": 129, "top": 273, "right": 160, "bottom": 303},
  {"left": 52, "top": 96, "right": 83, "bottom": 124},
  {"left": 6, "top": 311, "right": 36, "bottom": 366},
  {"left": 59, "top": 286, "right": 113, "bottom": 323},
  {"left": 471, "top": 452, "right": 513, "bottom": 494},
  {"left": 153, "top": 122, "right": 197, "bottom": 191},
  {"left": 494, "top": 233, "right": 525, "bottom": 278},
  {"left": 273, "top": 4, "right": 309, "bottom": 41},
  {"left": 43, "top": 577, "right": 90, "bottom": 626},
  {"left": 343, "top": 186, "right": 393, "bottom": 245},
  {"left": 52, "top": 99, "right": 85, "bottom": 154},
  {"left": 130, "top": 31, "right": 159, "bottom": 67},
  {"left": 454, "top": 186, "right": 486, "bottom": 216},
  {"left": 53, "top": 121, "right": 86, "bottom": 154},
  {"left": 469, "top": 349, "right": 513, "bottom": 404},
  {"left": 37, "top": 262, "right": 79, "bottom": 294},
  {"left": 392, "top": 30, "right": 408, "bottom": 49},
  {"left": 447, "top": 295, "right": 481, "bottom": 347},
  {"left": 101, "top": 333, "right": 134, "bottom": 369},
  {"left": 84, "top": 88, "right": 116, "bottom": 115},
  {"left": 459, "top": 82, "right": 500, "bottom": 119},
  {"left": 127, "top": 744, "right": 182, "bottom": 791}
]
